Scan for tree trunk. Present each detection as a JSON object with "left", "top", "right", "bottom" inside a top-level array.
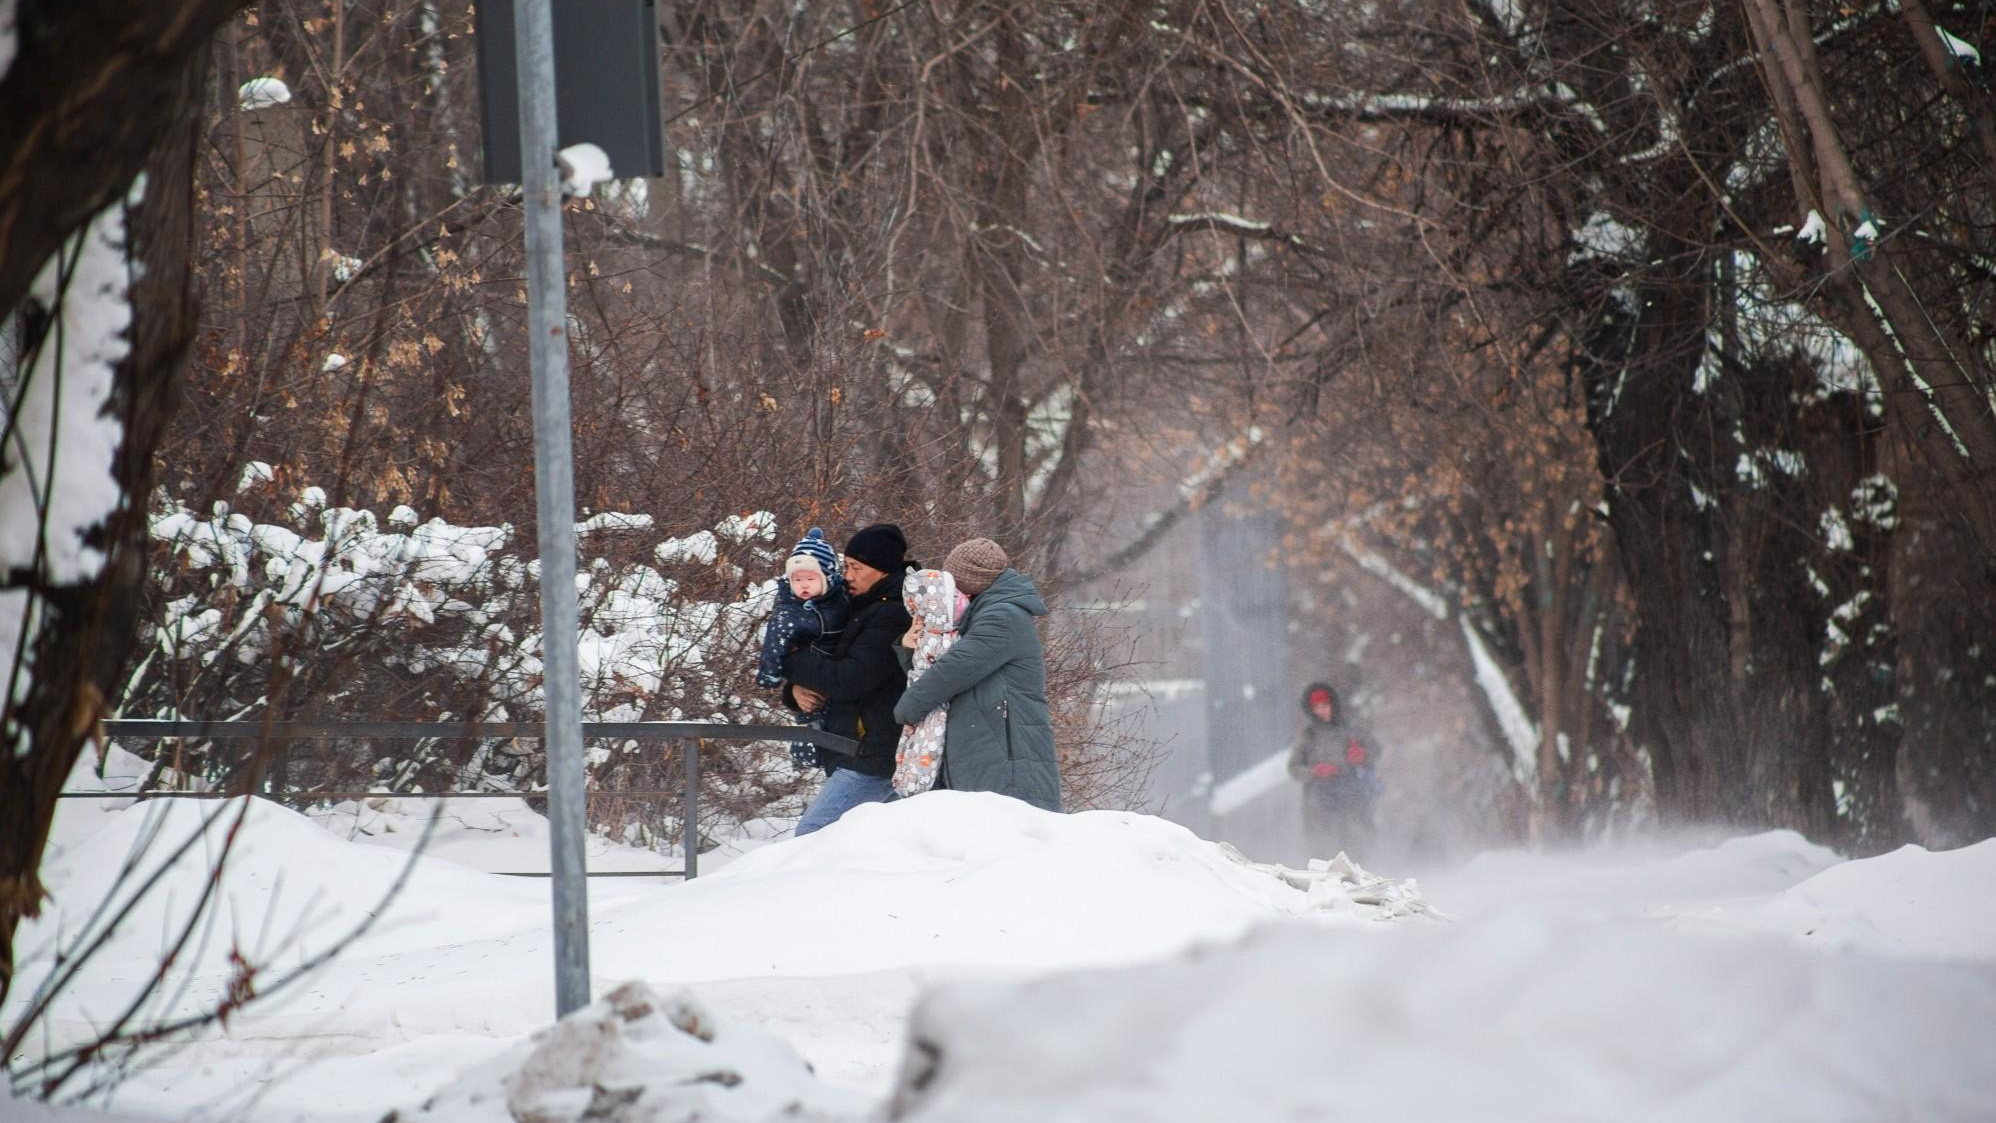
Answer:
[{"left": 0, "top": 9, "right": 223, "bottom": 1004}]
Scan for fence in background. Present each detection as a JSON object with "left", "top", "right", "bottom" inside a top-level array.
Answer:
[{"left": 65, "top": 720, "right": 858, "bottom": 880}]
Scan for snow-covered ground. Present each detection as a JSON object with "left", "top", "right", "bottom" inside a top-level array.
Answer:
[{"left": 7, "top": 748, "right": 1995, "bottom": 1122}]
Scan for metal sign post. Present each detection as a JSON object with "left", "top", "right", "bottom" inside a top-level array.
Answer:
[{"left": 511, "top": 0, "right": 591, "bottom": 1018}]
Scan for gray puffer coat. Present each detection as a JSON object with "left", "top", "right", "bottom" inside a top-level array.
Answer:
[{"left": 892, "top": 568, "right": 1062, "bottom": 812}]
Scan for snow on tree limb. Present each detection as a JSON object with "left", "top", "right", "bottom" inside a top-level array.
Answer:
[
  {"left": 1337, "top": 542, "right": 1449, "bottom": 623},
  {"left": 1462, "top": 616, "right": 1541, "bottom": 794},
  {"left": 1301, "top": 86, "right": 1608, "bottom": 134},
  {"left": 1334, "top": 541, "right": 1537, "bottom": 792},
  {"left": 1, "top": 195, "right": 134, "bottom": 581},
  {"left": 1069, "top": 429, "right": 1267, "bottom": 586},
  {"left": 1165, "top": 212, "right": 1318, "bottom": 253},
  {"left": 0, "top": 1, "right": 16, "bottom": 86},
  {"left": 1, "top": 192, "right": 137, "bottom": 725}
]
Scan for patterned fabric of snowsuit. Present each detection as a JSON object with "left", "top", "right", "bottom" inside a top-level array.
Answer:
[{"left": 892, "top": 569, "right": 966, "bottom": 796}]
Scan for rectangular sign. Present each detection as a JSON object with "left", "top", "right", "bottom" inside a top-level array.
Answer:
[{"left": 474, "top": 0, "right": 666, "bottom": 184}]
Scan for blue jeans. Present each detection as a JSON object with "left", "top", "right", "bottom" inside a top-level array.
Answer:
[{"left": 796, "top": 768, "right": 896, "bottom": 836}]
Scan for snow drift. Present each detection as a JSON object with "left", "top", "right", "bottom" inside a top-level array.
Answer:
[
  {"left": 16, "top": 765, "right": 1996, "bottom": 1123},
  {"left": 889, "top": 916, "right": 1996, "bottom": 1123}
]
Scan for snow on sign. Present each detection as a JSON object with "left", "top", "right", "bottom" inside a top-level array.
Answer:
[
  {"left": 472, "top": 0, "right": 664, "bottom": 184},
  {"left": 557, "top": 142, "right": 614, "bottom": 197}
]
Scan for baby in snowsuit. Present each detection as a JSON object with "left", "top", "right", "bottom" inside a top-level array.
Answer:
[
  {"left": 892, "top": 568, "right": 968, "bottom": 796},
  {"left": 758, "top": 528, "right": 851, "bottom": 765}
]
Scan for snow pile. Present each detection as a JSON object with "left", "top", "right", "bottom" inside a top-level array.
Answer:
[
  {"left": 385, "top": 981, "right": 866, "bottom": 1123},
  {"left": 622, "top": 792, "right": 1432, "bottom": 981},
  {"left": 882, "top": 831, "right": 1996, "bottom": 1122},
  {"left": 21, "top": 783, "right": 1996, "bottom": 1123},
  {"left": 1420, "top": 828, "right": 1844, "bottom": 922},
  {"left": 1687, "top": 838, "right": 1996, "bottom": 959},
  {"left": 889, "top": 916, "right": 1996, "bottom": 1123},
  {"left": 307, "top": 793, "right": 692, "bottom": 876},
  {"left": 9, "top": 788, "right": 1432, "bottom": 1108},
  {"left": 9, "top": 792, "right": 552, "bottom": 1057},
  {"left": 37, "top": 743, "right": 178, "bottom": 859}
]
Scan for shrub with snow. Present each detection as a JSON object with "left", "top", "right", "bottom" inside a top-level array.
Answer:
[{"left": 125, "top": 494, "right": 800, "bottom": 840}]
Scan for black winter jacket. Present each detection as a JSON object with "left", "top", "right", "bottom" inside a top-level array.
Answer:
[{"left": 784, "top": 568, "right": 913, "bottom": 776}]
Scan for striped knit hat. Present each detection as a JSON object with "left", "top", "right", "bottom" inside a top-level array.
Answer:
[{"left": 785, "top": 527, "right": 843, "bottom": 585}]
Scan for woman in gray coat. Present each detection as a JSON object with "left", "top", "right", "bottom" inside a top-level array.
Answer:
[{"left": 892, "top": 539, "right": 1063, "bottom": 812}]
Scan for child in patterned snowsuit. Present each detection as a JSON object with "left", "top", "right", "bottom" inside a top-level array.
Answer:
[
  {"left": 892, "top": 568, "right": 968, "bottom": 796},
  {"left": 758, "top": 528, "right": 851, "bottom": 765}
]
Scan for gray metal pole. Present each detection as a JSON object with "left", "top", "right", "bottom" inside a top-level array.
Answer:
[
  {"left": 511, "top": 0, "right": 591, "bottom": 1018},
  {"left": 683, "top": 741, "right": 700, "bottom": 879}
]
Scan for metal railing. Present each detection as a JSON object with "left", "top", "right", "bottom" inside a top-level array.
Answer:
[{"left": 71, "top": 719, "right": 858, "bottom": 880}]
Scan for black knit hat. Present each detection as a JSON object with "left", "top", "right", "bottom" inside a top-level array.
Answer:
[{"left": 843, "top": 523, "right": 908, "bottom": 572}]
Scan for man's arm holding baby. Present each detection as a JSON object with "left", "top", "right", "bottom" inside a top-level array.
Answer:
[{"left": 786, "top": 602, "right": 911, "bottom": 702}]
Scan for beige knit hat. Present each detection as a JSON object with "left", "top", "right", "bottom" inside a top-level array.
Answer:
[{"left": 944, "top": 537, "right": 1009, "bottom": 596}]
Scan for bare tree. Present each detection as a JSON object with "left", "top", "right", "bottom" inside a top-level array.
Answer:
[{"left": 1, "top": 0, "right": 248, "bottom": 1005}]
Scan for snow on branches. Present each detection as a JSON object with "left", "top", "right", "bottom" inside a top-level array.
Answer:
[
  {"left": 2, "top": 190, "right": 137, "bottom": 750},
  {"left": 136, "top": 495, "right": 784, "bottom": 733}
]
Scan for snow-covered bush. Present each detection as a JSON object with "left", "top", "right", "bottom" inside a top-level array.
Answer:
[{"left": 124, "top": 484, "right": 804, "bottom": 840}]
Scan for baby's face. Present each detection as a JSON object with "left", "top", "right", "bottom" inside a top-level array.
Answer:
[{"left": 789, "top": 568, "right": 826, "bottom": 600}]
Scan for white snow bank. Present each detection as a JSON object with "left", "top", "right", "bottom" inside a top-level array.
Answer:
[
  {"left": 308, "top": 794, "right": 687, "bottom": 876},
  {"left": 0, "top": 1098, "right": 156, "bottom": 1123},
  {"left": 386, "top": 981, "right": 868, "bottom": 1123},
  {"left": 892, "top": 916, "right": 1996, "bottom": 1123},
  {"left": 22, "top": 781, "right": 1996, "bottom": 1123},
  {"left": 622, "top": 792, "right": 1429, "bottom": 982},
  {"left": 1686, "top": 838, "right": 1996, "bottom": 960},
  {"left": 9, "top": 794, "right": 561, "bottom": 1055},
  {"left": 12, "top": 788, "right": 1430, "bottom": 1095},
  {"left": 1419, "top": 828, "right": 1843, "bottom": 921}
]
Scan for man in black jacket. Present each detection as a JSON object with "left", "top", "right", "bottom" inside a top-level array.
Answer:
[{"left": 784, "top": 523, "right": 915, "bottom": 835}]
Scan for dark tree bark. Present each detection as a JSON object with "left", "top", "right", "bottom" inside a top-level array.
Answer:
[
  {"left": 0, "top": 2, "right": 246, "bottom": 313},
  {"left": 0, "top": 2, "right": 236, "bottom": 1006}
]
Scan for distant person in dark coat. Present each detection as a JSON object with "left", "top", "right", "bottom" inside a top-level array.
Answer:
[
  {"left": 1287, "top": 681, "right": 1381, "bottom": 858},
  {"left": 893, "top": 538, "right": 1062, "bottom": 812},
  {"left": 785, "top": 523, "right": 915, "bottom": 835}
]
